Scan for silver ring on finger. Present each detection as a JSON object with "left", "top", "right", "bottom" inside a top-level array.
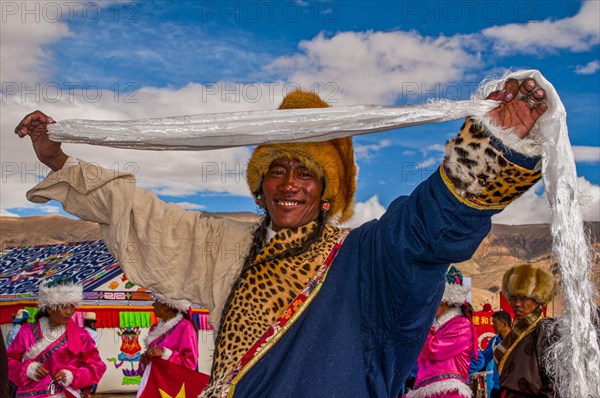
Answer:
[{"left": 526, "top": 95, "right": 541, "bottom": 107}]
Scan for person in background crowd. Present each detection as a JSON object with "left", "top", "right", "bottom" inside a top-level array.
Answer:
[
  {"left": 82, "top": 312, "right": 100, "bottom": 398},
  {"left": 6, "top": 309, "right": 30, "bottom": 397},
  {"left": 7, "top": 276, "right": 106, "bottom": 397},
  {"left": 17, "top": 76, "right": 549, "bottom": 397},
  {"left": 481, "top": 311, "right": 512, "bottom": 398},
  {"left": 139, "top": 294, "right": 199, "bottom": 372},
  {"left": 84, "top": 312, "right": 99, "bottom": 346},
  {"left": 405, "top": 266, "right": 477, "bottom": 398},
  {"left": 6, "top": 309, "right": 29, "bottom": 347},
  {"left": 1, "top": 333, "right": 9, "bottom": 398},
  {"left": 497, "top": 264, "right": 557, "bottom": 398}
]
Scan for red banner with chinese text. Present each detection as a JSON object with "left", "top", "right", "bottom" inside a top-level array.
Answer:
[{"left": 473, "top": 309, "right": 495, "bottom": 350}]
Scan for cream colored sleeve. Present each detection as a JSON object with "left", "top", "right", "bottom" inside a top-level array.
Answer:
[{"left": 26, "top": 160, "right": 255, "bottom": 327}]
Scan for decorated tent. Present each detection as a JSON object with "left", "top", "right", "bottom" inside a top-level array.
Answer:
[{"left": 0, "top": 240, "right": 215, "bottom": 393}]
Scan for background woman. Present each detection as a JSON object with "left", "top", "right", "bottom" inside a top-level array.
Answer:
[
  {"left": 406, "top": 266, "right": 477, "bottom": 398},
  {"left": 7, "top": 276, "right": 106, "bottom": 398},
  {"left": 140, "top": 294, "right": 199, "bottom": 372}
]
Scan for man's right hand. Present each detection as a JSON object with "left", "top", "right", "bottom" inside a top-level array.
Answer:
[{"left": 15, "top": 110, "right": 68, "bottom": 171}]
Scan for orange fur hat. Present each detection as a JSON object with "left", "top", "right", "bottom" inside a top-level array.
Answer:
[
  {"left": 246, "top": 90, "right": 356, "bottom": 223},
  {"left": 502, "top": 264, "right": 557, "bottom": 306}
]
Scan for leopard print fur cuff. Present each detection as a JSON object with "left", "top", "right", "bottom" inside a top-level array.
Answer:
[{"left": 442, "top": 118, "right": 541, "bottom": 209}]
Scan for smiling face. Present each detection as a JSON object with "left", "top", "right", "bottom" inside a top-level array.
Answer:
[
  {"left": 47, "top": 304, "right": 76, "bottom": 327},
  {"left": 261, "top": 158, "right": 324, "bottom": 232}
]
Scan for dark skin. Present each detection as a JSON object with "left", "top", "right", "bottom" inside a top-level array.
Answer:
[
  {"left": 509, "top": 295, "right": 540, "bottom": 320},
  {"left": 261, "top": 158, "right": 324, "bottom": 231},
  {"left": 34, "top": 305, "right": 76, "bottom": 383},
  {"left": 16, "top": 78, "right": 548, "bottom": 176},
  {"left": 492, "top": 317, "right": 511, "bottom": 339},
  {"left": 140, "top": 301, "right": 178, "bottom": 365}
]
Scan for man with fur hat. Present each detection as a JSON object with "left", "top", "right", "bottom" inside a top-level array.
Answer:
[
  {"left": 7, "top": 276, "right": 106, "bottom": 397},
  {"left": 17, "top": 77, "right": 548, "bottom": 397},
  {"left": 496, "top": 264, "right": 558, "bottom": 398}
]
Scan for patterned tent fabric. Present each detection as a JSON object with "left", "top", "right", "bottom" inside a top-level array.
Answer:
[
  {"left": 0, "top": 240, "right": 212, "bottom": 330},
  {"left": 0, "top": 240, "right": 121, "bottom": 299}
]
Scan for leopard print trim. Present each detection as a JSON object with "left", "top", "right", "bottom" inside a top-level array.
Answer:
[
  {"left": 442, "top": 118, "right": 541, "bottom": 209},
  {"left": 208, "top": 222, "right": 343, "bottom": 390}
]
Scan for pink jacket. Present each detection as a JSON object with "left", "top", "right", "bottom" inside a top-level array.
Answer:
[
  {"left": 407, "top": 312, "right": 475, "bottom": 398},
  {"left": 7, "top": 318, "right": 106, "bottom": 398},
  {"left": 145, "top": 315, "right": 199, "bottom": 370}
]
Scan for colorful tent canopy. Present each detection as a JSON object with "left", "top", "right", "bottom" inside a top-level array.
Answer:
[{"left": 0, "top": 240, "right": 211, "bottom": 329}]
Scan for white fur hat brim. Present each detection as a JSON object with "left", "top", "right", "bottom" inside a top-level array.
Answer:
[
  {"left": 154, "top": 293, "right": 191, "bottom": 313},
  {"left": 442, "top": 283, "right": 469, "bottom": 306},
  {"left": 37, "top": 282, "right": 83, "bottom": 310}
]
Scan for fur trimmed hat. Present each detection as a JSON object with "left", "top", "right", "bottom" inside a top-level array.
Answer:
[
  {"left": 153, "top": 293, "right": 191, "bottom": 314},
  {"left": 502, "top": 264, "right": 556, "bottom": 305},
  {"left": 246, "top": 90, "right": 357, "bottom": 224},
  {"left": 37, "top": 275, "right": 83, "bottom": 310},
  {"left": 442, "top": 265, "right": 469, "bottom": 306}
]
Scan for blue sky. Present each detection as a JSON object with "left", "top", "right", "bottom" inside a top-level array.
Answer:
[{"left": 1, "top": 0, "right": 599, "bottom": 225}]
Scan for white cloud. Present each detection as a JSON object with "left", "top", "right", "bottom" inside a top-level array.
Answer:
[
  {"left": 575, "top": 60, "right": 600, "bottom": 75},
  {"left": 0, "top": 9, "right": 310, "bottom": 216},
  {"left": 341, "top": 196, "right": 386, "bottom": 228},
  {"left": 1, "top": 209, "right": 20, "bottom": 217},
  {"left": 492, "top": 177, "right": 600, "bottom": 225},
  {"left": 1, "top": 83, "right": 286, "bottom": 215},
  {"left": 0, "top": 1, "right": 129, "bottom": 83},
  {"left": 492, "top": 184, "right": 551, "bottom": 225},
  {"left": 573, "top": 146, "right": 600, "bottom": 163},
  {"left": 0, "top": 6, "right": 71, "bottom": 83},
  {"left": 576, "top": 177, "right": 600, "bottom": 222},
  {"left": 422, "top": 144, "right": 445, "bottom": 154},
  {"left": 265, "top": 30, "right": 478, "bottom": 104},
  {"left": 174, "top": 202, "right": 207, "bottom": 210},
  {"left": 482, "top": 1, "right": 600, "bottom": 55},
  {"left": 417, "top": 157, "right": 438, "bottom": 169},
  {"left": 354, "top": 139, "right": 392, "bottom": 161}
]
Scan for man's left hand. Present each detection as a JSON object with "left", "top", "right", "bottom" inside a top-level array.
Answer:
[{"left": 487, "top": 78, "right": 548, "bottom": 138}]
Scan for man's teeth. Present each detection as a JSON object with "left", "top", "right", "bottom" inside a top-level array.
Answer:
[{"left": 279, "top": 201, "right": 300, "bottom": 206}]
